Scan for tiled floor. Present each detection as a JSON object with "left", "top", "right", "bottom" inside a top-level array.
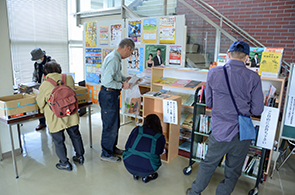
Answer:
[{"left": 0, "top": 105, "right": 294, "bottom": 195}]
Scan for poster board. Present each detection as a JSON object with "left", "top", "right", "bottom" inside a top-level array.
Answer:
[{"left": 280, "top": 63, "right": 295, "bottom": 140}]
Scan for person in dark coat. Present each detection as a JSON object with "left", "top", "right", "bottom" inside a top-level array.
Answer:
[
  {"left": 153, "top": 48, "right": 164, "bottom": 66},
  {"left": 30, "top": 48, "right": 55, "bottom": 131},
  {"left": 123, "top": 114, "right": 166, "bottom": 183}
]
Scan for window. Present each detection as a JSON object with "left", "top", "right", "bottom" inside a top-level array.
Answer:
[{"left": 7, "top": 0, "right": 68, "bottom": 85}]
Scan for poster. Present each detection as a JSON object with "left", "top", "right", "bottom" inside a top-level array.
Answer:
[
  {"left": 85, "top": 48, "right": 101, "bottom": 84},
  {"left": 142, "top": 18, "right": 157, "bottom": 43},
  {"left": 128, "top": 47, "right": 144, "bottom": 75},
  {"left": 128, "top": 20, "right": 141, "bottom": 43},
  {"left": 259, "top": 51, "right": 283, "bottom": 77},
  {"left": 163, "top": 100, "right": 178, "bottom": 125},
  {"left": 102, "top": 48, "right": 114, "bottom": 61},
  {"left": 110, "top": 24, "right": 122, "bottom": 46},
  {"left": 84, "top": 22, "right": 97, "bottom": 48},
  {"left": 145, "top": 45, "right": 166, "bottom": 68},
  {"left": 217, "top": 53, "right": 227, "bottom": 66},
  {"left": 159, "top": 16, "right": 176, "bottom": 44},
  {"left": 168, "top": 46, "right": 181, "bottom": 65},
  {"left": 256, "top": 106, "right": 279, "bottom": 150},
  {"left": 249, "top": 47, "right": 264, "bottom": 67},
  {"left": 99, "top": 26, "right": 109, "bottom": 45}
]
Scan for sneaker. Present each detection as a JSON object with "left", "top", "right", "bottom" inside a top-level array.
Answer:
[
  {"left": 56, "top": 162, "right": 72, "bottom": 171},
  {"left": 114, "top": 148, "right": 124, "bottom": 155},
  {"left": 133, "top": 175, "right": 139, "bottom": 180},
  {"left": 100, "top": 155, "right": 121, "bottom": 162},
  {"left": 142, "top": 172, "right": 158, "bottom": 183},
  {"left": 35, "top": 124, "right": 46, "bottom": 131},
  {"left": 73, "top": 156, "right": 84, "bottom": 165}
]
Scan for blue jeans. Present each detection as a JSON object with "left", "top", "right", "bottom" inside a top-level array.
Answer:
[{"left": 99, "top": 88, "right": 121, "bottom": 157}]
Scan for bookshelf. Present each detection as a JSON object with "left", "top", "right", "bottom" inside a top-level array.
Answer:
[
  {"left": 142, "top": 94, "right": 181, "bottom": 163},
  {"left": 151, "top": 66, "right": 285, "bottom": 180}
]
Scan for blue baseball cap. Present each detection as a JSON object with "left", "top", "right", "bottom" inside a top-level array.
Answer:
[{"left": 228, "top": 40, "right": 250, "bottom": 55}]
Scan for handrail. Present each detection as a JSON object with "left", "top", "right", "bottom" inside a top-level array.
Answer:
[{"left": 192, "top": 0, "right": 290, "bottom": 73}]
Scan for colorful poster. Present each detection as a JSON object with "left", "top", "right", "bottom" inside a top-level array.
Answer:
[
  {"left": 259, "top": 51, "right": 283, "bottom": 77},
  {"left": 142, "top": 18, "right": 157, "bottom": 43},
  {"left": 110, "top": 24, "right": 122, "bottom": 47},
  {"left": 128, "top": 20, "right": 141, "bottom": 43},
  {"left": 145, "top": 45, "right": 166, "bottom": 68},
  {"left": 159, "top": 16, "right": 176, "bottom": 44},
  {"left": 168, "top": 46, "right": 181, "bottom": 65},
  {"left": 217, "top": 53, "right": 227, "bottom": 66},
  {"left": 85, "top": 48, "right": 101, "bottom": 84},
  {"left": 102, "top": 48, "right": 114, "bottom": 61},
  {"left": 84, "top": 22, "right": 97, "bottom": 48},
  {"left": 99, "top": 26, "right": 109, "bottom": 45},
  {"left": 249, "top": 47, "right": 264, "bottom": 68},
  {"left": 128, "top": 47, "right": 144, "bottom": 75}
]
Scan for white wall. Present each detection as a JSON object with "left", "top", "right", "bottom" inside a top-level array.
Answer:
[{"left": 0, "top": 0, "right": 20, "bottom": 154}]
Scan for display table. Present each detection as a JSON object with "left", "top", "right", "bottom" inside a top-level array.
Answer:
[{"left": 0, "top": 101, "right": 93, "bottom": 178}]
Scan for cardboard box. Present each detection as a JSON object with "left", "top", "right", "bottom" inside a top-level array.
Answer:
[
  {"left": 74, "top": 86, "right": 88, "bottom": 104},
  {"left": 0, "top": 94, "right": 39, "bottom": 120}
]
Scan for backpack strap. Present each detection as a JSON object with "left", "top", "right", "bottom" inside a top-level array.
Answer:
[
  {"left": 45, "top": 77, "right": 58, "bottom": 86},
  {"left": 62, "top": 74, "right": 67, "bottom": 85}
]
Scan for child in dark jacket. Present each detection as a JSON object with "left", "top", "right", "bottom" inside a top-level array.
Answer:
[{"left": 123, "top": 114, "right": 166, "bottom": 183}]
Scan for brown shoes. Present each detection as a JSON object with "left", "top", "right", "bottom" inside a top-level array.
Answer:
[{"left": 35, "top": 124, "right": 46, "bottom": 130}]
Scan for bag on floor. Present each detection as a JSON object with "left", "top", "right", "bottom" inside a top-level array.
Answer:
[
  {"left": 46, "top": 74, "right": 78, "bottom": 118},
  {"left": 123, "top": 84, "right": 141, "bottom": 115}
]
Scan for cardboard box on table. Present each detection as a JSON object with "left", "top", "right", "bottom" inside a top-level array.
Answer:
[
  {"left": 74, "top": 86, "right": 88, "bottom": 104},
  {"left": 0, "top": 94, "right": 38, "bottom": 120}
]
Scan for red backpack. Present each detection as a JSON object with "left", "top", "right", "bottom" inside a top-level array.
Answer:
[{"left": 45, "top": 74, "right": 78, "bottom": 118}]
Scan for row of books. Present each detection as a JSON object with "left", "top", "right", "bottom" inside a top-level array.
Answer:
[
  {"left": 154, "top": 77, "right": 205, "bottom": 89},
  {"left": 195, "top": 142, "right": 208, "bottom": 160},
  {"left": 198, "top": 114, "right": 211, "bottom": 134},
  {"left": 143, "top": 90, "right": 171, "bottom": 99},
  {"left": 181, "top": 113, "right": 194, "bottom": 128},
  {"left": 264, "top": 84, "right": 277, "bottom": 107},
  {"left": 242, "top": 154, "right": 261, "bottom": 176},
  {"left": 166, "top": 91, "right": 195, "bottom": 106}
]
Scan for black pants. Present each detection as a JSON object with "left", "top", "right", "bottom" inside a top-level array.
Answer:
[{"left": 51, "top": 125, "right": 85, "bottom": 164}]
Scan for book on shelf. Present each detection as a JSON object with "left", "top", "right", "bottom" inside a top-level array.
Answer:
[
  {"left": 178, "top": 141, "right": 191, "bottom": 152},
  {"left": 176, "top": 92, "right": 191, "bottom": 104},
  {"left": 196, "top": 142, "right": 208, "bottom": 159},
  {"left": 179, "top": 127, "right": 192, "bottom": 141},
  {"left": 171, "top": 79, "right": 191, "bottom": 87},
  {"left": 153, "top": 77, "right": 165, "bottom": 83},
  {"left": 143, "top": 91, "right": 158, "bottom": 96},
  {"left": 160, "top": 77, "right": 179, "bottom": 85},
  {"left": 180, "top": 112, "right": 190, "bottom": 125},
  {"left": 183, "top": 94, "right": 195, "bottom": 106},
  {"left": 245, "top": 157, "right": 256, "bottom": 174},
  {"left": 157, "top": 94, "right": 172, "bottom": 99},
  {"left": 264, "top": 85, "right": 276, "bottom": 106},
  {"left": 252, "top": 157, "right": 261, "bottom": 176},
  {"left": 198, "top": 114, "right": 211, "bottom": 134},
  {"left": 184, "top": 80, "right": 201, "bottom": 88},
  {"left": 242, "top": 155, "right": 250, "bottom": 172},
  {"left": 182, "top": 113, "right": 194, "bottom": 128}
]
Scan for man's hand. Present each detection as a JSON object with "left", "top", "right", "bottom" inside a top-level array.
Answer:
[
  {"left": 122, "top": 82, "right": 131, "bottom": 89},
  {"left": 126, "top": 76, "right": 132, "bottom": 82}
]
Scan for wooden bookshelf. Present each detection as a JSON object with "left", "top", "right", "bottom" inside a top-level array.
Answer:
[{"left": 143, "top": 94, "right": 181, "bottom": 163}]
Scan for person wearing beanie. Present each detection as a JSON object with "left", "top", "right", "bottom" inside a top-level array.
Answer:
[
  {"left": 30, "top": 48, "right": 55, "bottom": 130},
  {"left": 186, "top": 41, "right": 264, "bottom": 195}
]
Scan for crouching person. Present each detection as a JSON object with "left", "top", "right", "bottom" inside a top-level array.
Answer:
[
  {"left": 123, "top": 114, "right": 166, "bottom": 183},
  {"left": 36, "top": 61, "right": 85, "bottom": 171}
]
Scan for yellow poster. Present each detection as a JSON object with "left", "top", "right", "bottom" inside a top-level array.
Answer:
[
  {"left": 259, "top": 52, "right": 282, "bottom": 76},
  {"left": 85, "top": 22, "right": 97, "bottom": 48},
  {"left": 142, "top": 18, "right": 157, "bottom": 43},
  {"left": 159, "top": 16, "right": 176, "bottom": 44}
]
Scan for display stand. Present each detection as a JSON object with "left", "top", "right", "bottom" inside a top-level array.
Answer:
[{"left": 271, "top": 63, "right": 295, "bottom": 178}]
